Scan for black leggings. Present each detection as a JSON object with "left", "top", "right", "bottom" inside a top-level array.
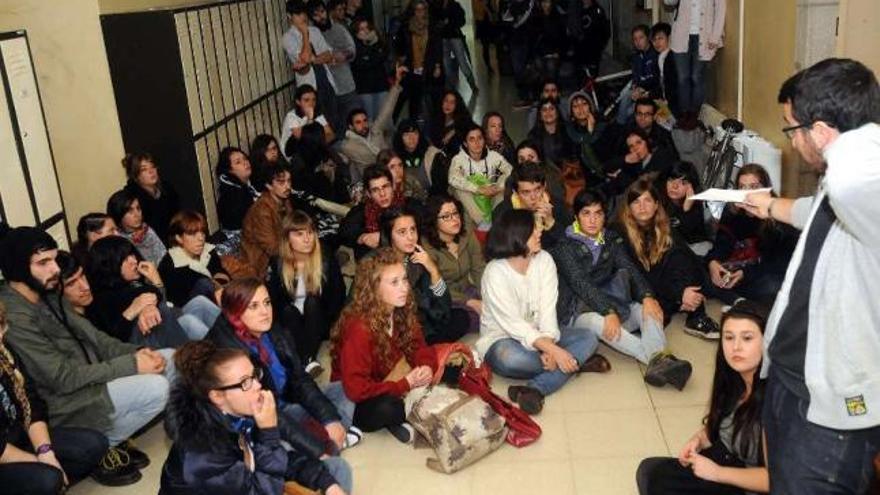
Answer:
[
  {"left": 636, "top": 457, "right": 745, "bottom": 495},
  {"left": 0, "top": 426, "right": 108, "bottom": 494},
  {"left": 424, "top": 307, "right": 471, "bottom": 345},
  {"left": 281, "top": 299, "right": 327, "bottom": 362},
  {"left": 352, "top": 395, "right": 405, "bottom": 432}
]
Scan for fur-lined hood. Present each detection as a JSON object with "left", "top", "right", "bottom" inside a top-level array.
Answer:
[{"left": 164, "top": 381, "right": 237, "bottom": 453}]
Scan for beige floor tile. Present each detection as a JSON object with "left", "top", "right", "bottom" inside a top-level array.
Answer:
[
  {"left": 471, "top": 459, "right": 576, "bottom": 495},
  {"left": 552, "top": 366, "right": 653, "bottom": 413},
  {"left": 655, "top": 406, "right": 708, "bottom": 455},
  {"left": 564, "top": 410, "right": 669, "bottom": 460},
  {"left": 645, "top": 359, "right": 714, "bottom": 408},
  {"left": 570, "top": 456, "right": 643, "bottom": 495},
  {"left": 367, "top": 464, "right": 473, "bottom": 495},
  {"left": 480, "top": 411, "right": 570, "bottom": 465}
]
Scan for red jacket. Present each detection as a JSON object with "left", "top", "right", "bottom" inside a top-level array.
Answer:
[{"left": 331, "top": 316, "right": 437, "bottom": 403}]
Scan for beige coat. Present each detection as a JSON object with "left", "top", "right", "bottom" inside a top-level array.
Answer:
[{"left": 665, "top": 0, "right": 726, "bottom": 61}]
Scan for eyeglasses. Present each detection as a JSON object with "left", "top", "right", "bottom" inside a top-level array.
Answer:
[
  {"left": 215, "top": 368, "right": 264, "bottom": 392},
  {"left": 518, "top": 185, "right": 545, "bottom": 198},
  {"left": 782, "top": 122, "right": 812, "bottom": 139},
  {"left": 437, "top": 211, "right": 460, "bottom": 222}
]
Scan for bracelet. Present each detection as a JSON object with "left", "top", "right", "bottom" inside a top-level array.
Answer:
[{"left": 36, "top": 443, "right": 53, "bottom": 455}]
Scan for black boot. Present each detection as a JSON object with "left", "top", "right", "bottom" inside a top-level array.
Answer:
[
  {"left": 645, "top": 352, "right": 693, "bottom": 391},
  {"left": 91, "top": 446, "right": 142, "bottom": 487},
  {"left": 684, "top": 312, "right": 721, "bottom": 340},
  {"left": 508, "top": 385, "right": 545, "bottom": 415}
]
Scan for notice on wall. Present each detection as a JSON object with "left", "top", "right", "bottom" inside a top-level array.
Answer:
[{"left": 0, "top": 36, "right": 63, "bottom": 222}]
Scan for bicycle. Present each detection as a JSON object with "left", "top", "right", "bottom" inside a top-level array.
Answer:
[{"left": 702, "top": 118, "right": 744, "bottom": 190}]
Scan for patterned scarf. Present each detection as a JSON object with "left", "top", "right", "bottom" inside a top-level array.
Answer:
[
  {"left": 0, "top": 345, "right": 31, "bottom": 429},
  {"left": 363, "top": 190, "right": 405, "bottom": 233}
]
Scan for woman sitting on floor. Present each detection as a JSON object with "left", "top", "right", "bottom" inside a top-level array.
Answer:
[
  {"left": 267, "top": 210, "right": 346, "bottom": 375},
  {"left": 656, "top": 161, "right": 714, "bottom": 257},
  {"left": 71, "top": 212, "right": 119, "bottom": 264},
  {"left": 636, "top": 300, "right": 769, "bottom": 494},
  {"left": 330, "top": 248, "right": 437, "bottom": 444},
  {"left": 87, "top": 236, "right": 219, "bottom": 348},
  {"left": 448, "top": 123, "right": 513, "bottom": 227},
  {"left": 477, "top": 209, "right": 603, "bottom": 415},
  {"left": 158, "top": 210, "right": 229, "bottom": 308},
  {"left": 107, "top": 189, "right": 166, "bottom": 266},
  {"left": 421, "top": 194, "right": 485, "bottom": 333},
  {"left": 207, "top": 278, "right": 360, "bottom": 466},
  {"left": 378, "top": 206, "right": 470, "bottom": 344},
  {"left": 160, "top": 341, "right": 350, "bottom": 495},
  {"left": 615, "top": 178, "right": 720, "bottom": 340},
  {"left": 551, "top": 189, "right": 692, "bottom": 390}
]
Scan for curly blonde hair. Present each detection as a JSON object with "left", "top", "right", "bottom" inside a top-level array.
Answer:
[
  {"left": 330, "top": 248, "right": 422, "bottom": 369},
  {"left": 617, "top": 177, "right": 673, "bottom": 270}
]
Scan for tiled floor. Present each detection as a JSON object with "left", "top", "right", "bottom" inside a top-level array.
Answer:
[{"left": 70, "top": 303, "right": 721, "bottom": 495}]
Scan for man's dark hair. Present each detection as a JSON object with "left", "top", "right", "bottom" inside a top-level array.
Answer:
[
  {"left": 264, "top": 162, "right": 291, "bottom": 187},
  {"left": 573, "top": 189, "right": 607, "bottom": 215},
  {"left": 347, "top": 108, "right": 369, "bottom": 127},
  {"left": 632, "top": 24, "right": 650, "bottom": 37},
  {"left": 87, "top": 236, "right": 143, "bottom": 291},
  {"left": 515, "top": 139, "right": 544, "bottom": 163},
  {"left": 327, "top": 0, "right": 346, "bottom": 11},
  {"left": 785, "top": 58, "right": 880, "bottom": 133},
  {"left": 650, "top": 22, "right": 671, "bottom": 38},
  {"left": 286, "top": 0, "right": 308, "bottom": 15},
  {"left": 362, "top": 164, "right": 393, "bottom": 190},
  {"left": 513, "top": 162, "right": 547, "bottom": 189},
  {"left": 634, "top": 98, "right": 658, "bottom": 113}
]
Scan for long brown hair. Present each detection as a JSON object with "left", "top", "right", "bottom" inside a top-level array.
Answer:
[
  {"left": 617, "top": 177, "right": 673, "bottom": 270},
  {"left": 329, "top": 248, "right": 421, "bottom": 368},
  {"left": 278, "top": 210, "right": 323, "bottom": 296}
]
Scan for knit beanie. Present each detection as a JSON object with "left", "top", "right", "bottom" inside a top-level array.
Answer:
[{"left": 0, "top": 226, "right": 58, "bottom": 283}]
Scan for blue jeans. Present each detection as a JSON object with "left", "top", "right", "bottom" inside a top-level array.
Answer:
[
  {"left": 318, "top": 456, "right": 352, "bottom": 494},
  {"left": 177, "top": 295, "right": 221, "bottom": 341},
  {"left": 484, "top": 327, "right": 598, "bottom": 396},
  {"left": 442, "top": 38, "right": 477, "bottom": 89},
  {"left": 764, "top": 370, "right": 880, "bottom": 494},
  {"left": 105, "top": 348, "right": 176, "bottom": 445},
  {"left": 673, "top": 34, "right": 708, "bottom": 114},
  {"left": 278, "top": 381, "right": 355, "bottom": 457}
]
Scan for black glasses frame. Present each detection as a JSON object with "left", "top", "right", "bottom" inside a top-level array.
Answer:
[{"left": 215, "top": 367, "right": 263, "bottom": 392}]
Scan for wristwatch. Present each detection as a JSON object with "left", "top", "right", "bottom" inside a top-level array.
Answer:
[{"left": 36, "top": 443, "right": 53, "bottom": 455}]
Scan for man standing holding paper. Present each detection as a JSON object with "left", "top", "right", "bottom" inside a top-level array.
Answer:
[{"left": 740, "top": 58, "right": 880, "bottom": 494}]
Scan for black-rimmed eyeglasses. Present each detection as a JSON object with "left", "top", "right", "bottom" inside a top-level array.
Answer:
[
  {"left": 215, "top": 368, "right": 263, "bottom": 392},
  {"left": 782, "top": 122, "right": 812, "bottom": 139}
]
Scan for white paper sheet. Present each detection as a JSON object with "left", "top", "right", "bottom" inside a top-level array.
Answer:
[{"left": 690, "top": 187, "right": 772, "bottom": 203}]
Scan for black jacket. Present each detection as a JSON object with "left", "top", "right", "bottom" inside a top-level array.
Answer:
[
  {"left": 266, "top": 252, "right": 346, "bottom": 343},
  {"left": 433, "top": 0, "right": 467, "bottom": 39},
  {"left": 527, "top": 122, "right": 575, "bottom": 166},
  {"left": 216, "top": 174, "right": 260, "bottom": 231},
  {"left": 405, "top": 259, "right": 454, "bottom": 344},
  {"left": 338, "top": 198, "right": 424, "bottom": 260},
  {"left": 658, "top": 51, "right": 680, "bottom": 117},
  {"left": 87, "top": 281, "right": 164, "bottom": 343},
  {"left": 604, "top": 145, "right": 678, "bottom": 197},
  {"left": 160, "top": 377, "right": 336, "bottom": 494},
  {"left": 492, "top": 196, "right": 572, "bottom": 250},
  {"left": 706, "top": 208, "right": 799, "bottom": 280},
  {"left": 550, "top": 228, "right": 654, "bottom": 324},
  {"left": 351, "top": 37, "right": 390, "bottom": 94},
  {"left": 124, "top": 180, "right": 180, "bottom": 245},
  {"left": 666, "top": 201, "right": 711, "bottom": 245},
  {"left": 206, "top": 315, "right": 341, "bottom": 459},
  {"left": 158, "top": 248, "right": 228, "bottom": 307}
]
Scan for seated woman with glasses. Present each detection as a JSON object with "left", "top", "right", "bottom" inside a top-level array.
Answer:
[
  {"left": 330, "top": 248, "right": 438, "bottom": 444},
  {"left": 421, "top": 194, "right": 486, "bottom": 333},
  {"left": 161, "top": 340, "right": 350, "bottom": 495},
  {"left": 655, "top": 161, "right": 714, "bottom": 257},
  {"left": 478, "top": 209, "right": 602, "bottom": 416},
  {"left": 704, "top": 164, "right": 798, "bottom": 307},
  {"left": 207, "top": 278, "right": 360, "bottom": 465}
]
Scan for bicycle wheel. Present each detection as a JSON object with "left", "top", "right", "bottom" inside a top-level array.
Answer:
[
  {"left": 703, "top": 143, "right": 725, "bottom": 189},
  {"left": 718, "top": 147, "right": 739, "bottom": 189}
]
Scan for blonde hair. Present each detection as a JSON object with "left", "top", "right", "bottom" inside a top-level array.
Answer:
[
  {"left": 278, "top": 211, "right": 324, "bottom": 296},
  {"left": 617, "top": 177, "right": 673, "bottom": 270}
]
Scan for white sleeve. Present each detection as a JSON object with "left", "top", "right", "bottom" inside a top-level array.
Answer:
[
  {"left": 481, "top": 265, "right": 547, "bottom": 351},
  {"left": 825, "top": 126, "right": 880, "bottom": 245},
  {"left": 535, "top": 252, "right": 561, "bottom": 342},
  {"left": 316, "top": 115, "right": 328, "bottom": 126},
  {"left": 281, "top": 31, "right": 301, "bottom": 64},
  {"left": 448, "top": 154, "right": 479, "bottom": 193},
  {"left": 790, "top": 196, "right": 815, "bottom": 231},
  {"left": 310, "top": 28, "right": 332, "bottom": 55}
]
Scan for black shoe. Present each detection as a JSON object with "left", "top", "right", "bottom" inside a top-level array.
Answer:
[
  {"left": 507, "top": 385, "right": 544, "bottom": 415},
  {"left": 387, "top": 422, "right": 415, "bottom": 444},
  {"left": 91, "top": 447, "right": 142, "bottom": 487},
  {"left": 118, "top": 440, "right": 150, "bottom": 470},
  {"left": 684, "top": 313, "right": 721, "bottom": 340},
  {"left": 645, "top": 353, "right": 693, "bottom": 391}
]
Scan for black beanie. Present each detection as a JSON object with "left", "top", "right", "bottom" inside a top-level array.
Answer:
[{"left": 0, "top": 226, "right": 58, "bottom": 283}]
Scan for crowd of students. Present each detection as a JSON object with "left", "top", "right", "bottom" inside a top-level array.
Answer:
[{"left": 0, "top": 0, "right": 877, "bottom": 493}]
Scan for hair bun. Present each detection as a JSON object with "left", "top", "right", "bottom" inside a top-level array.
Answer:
[{"left": 175, "top": 341, "right": 218, "bottom": 385}]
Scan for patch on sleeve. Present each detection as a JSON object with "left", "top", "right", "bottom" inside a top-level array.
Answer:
[{"left": 845, "top": 395, "right": 867, "bottom": 416}]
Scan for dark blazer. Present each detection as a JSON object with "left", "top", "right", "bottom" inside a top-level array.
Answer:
[
  {"left": 550, "top": 228, "right": 654, "bottom": 325},
  {"left": 206, "top": 315, "right": 341, "bottom": 459},
  {"left": 124, "top": 180, "right": 180, "bottom": 245},
  {"left": 658, "top": 51, "right": 680, "bottom": 117},
  {"left": 160, "top": 379, "right": 336, "bottom": 495}
]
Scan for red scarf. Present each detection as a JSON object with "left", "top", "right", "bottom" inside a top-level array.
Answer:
[{"left": 363, "top": 187, "right": 405, "bottom": 233}]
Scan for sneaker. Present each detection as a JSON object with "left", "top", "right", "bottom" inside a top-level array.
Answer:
[
  {"left": 388, "top": 422, "right": 415, "bottom": 444},
  {"left": 91, "top": 447, "right": 142, "bottom": 487},
  {"left": 684, "top": 313, "right": 721, "bottom": 340},
  {"left": 118, "top": 440, "right": 150, "bottom": 470},
  {"left": 343, "top": 426, "right": 363, "bottom": 449},
  {"left": 507, "top": 385, "right": 544, "bottom": 415},
  {"left": 304, "top": 360, "right": 324, "bottom": 379},
  {"left": 644, "top": 352, "right": 693, "bottom": 391}
]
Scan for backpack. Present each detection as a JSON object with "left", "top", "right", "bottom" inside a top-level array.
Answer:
[{"left": 408, "top": 385, "right": 507, "bottom": 473}]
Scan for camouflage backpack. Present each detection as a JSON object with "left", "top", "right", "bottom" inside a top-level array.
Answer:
[{"left": 408, "top": 385, "right": 507, "bottom": 473}]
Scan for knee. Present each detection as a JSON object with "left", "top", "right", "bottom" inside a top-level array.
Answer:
[{"left": 23, "top": 464, "right": 65, "bottom": 495}]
